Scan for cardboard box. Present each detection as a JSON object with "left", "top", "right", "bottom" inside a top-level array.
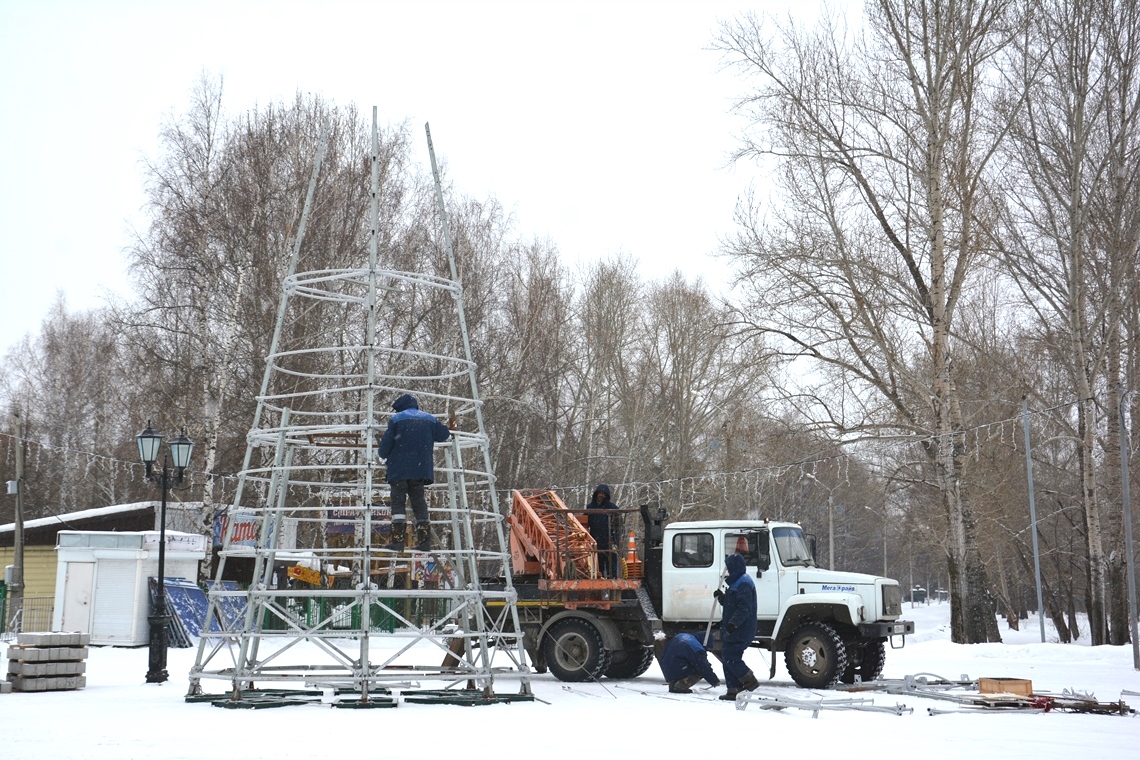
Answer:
[{"left": 978, "top": 678, "right": 1032, "bottom": 696}]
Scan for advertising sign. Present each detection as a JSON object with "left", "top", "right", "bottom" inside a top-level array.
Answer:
[{"left": 214, "top": 511, "right": 259, "bottom": 547}]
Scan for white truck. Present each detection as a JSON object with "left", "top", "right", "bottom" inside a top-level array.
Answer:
[
  {"left": 657, "top": 515, "right": 913, "bottom": 688},
  {"left": 496, "top": 492, "right": 915, "bottom": 689}
]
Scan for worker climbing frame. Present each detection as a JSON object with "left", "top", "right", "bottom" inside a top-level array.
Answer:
[{"left": 186, "top": 109, "right": 531, "bottom": 705}]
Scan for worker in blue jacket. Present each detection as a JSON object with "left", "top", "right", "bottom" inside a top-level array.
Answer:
[
  {"left": 377, "top": 394, "right": 451, "bottom": 552},
  {"left": 656, "top": 632, "right": 721, "bottom": 693},
  {"left": 716, "top": 552, "right": 760, "bottom": 700}
]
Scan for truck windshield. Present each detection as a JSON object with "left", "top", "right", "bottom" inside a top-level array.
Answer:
[{"left": 773, "top": 526, "right": 815, "bottom": 566}]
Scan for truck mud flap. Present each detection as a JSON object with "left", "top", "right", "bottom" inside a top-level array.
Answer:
[{"left": 634, "top": 587, "right": 662, "bottom": 643}]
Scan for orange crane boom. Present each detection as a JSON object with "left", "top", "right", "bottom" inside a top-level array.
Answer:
[{"left": 509, "top": 489, "right": 598, "bottom": 581}]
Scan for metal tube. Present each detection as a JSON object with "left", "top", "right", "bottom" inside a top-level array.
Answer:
[
  {"left": 828, "top": 491, "right": 834, "bottom": 571},
  {"left": 883, "top": 523, "right": 888, "bottom": 577},
  {"left": 426, "top": 122, "right": 531, "bottom": 692},
  {"left": 1022, "top": 399, "right": 1046, "bottom": 643},
  {"left": 361, "top": 107, "right": 381, "bottom": 702}
]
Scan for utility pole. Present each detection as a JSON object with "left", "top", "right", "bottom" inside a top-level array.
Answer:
[
  {"left": 8, "top": 408, "right": 25, "bottom": 631},
  {"left": 881, "top": 521, "right": 888, "bottom": 577},
  {"left": 1022, "top": 398, "right": 1046, "bottom": 644},
  {"left": 805, "top": 472, "right": 836, "bottom": 570}
]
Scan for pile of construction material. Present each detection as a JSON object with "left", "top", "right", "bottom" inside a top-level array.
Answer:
[
  {"left": 836, "top": 673, "right": 1135, "bottom": 716},
  {"left": 4, "top": 632, "right": 90, "bottom": 692},
  {"left": 731, "top": 675, "right": 1134, "bottom": 718}
]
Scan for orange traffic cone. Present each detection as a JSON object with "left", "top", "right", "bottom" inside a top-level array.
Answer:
[{"left": 624, "top": 531, "right": 643, "bottom": 579}]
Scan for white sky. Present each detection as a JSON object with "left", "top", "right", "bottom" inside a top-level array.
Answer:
[{"left": 0, "top": 0, "right": 819, "bottom": 357}]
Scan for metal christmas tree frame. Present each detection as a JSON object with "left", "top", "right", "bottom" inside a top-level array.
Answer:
[{"left": 186, "top": 110, "right": 531, "bottom": 705}]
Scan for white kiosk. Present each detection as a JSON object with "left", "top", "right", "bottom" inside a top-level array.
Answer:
[{"left": 52, "top": 530, "right": 206, "bottom": 645}]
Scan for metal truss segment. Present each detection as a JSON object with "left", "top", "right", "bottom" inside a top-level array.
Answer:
[{"left": 187, "top": 111, "right": 530, "bottom": 704}]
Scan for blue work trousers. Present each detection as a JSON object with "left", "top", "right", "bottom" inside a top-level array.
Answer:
[{"left": 721, "top": 642, "right": 751, "bottom": 690}]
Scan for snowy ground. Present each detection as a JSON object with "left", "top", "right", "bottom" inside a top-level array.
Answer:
[{"left": 2, "top": 602, "right": 1138, "bottom": 760}]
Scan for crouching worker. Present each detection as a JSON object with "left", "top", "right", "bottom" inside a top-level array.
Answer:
[
  {"left": 716, "top": 552, "right": 760, "bottom": 700},
  {"left": 655, "top": 632, "right": 721, "bottom": 694}
]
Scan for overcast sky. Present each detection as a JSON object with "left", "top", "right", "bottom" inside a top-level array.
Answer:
[{"left": 0, "top": 0, "right": 823, "bottom": 357}]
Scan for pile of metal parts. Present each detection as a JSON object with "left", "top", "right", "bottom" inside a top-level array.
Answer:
[
  {"left": 835, "top": 674, "right": 1136, "bottom": 717},
  {"left": 735, "top": 689, "right": 913, "bottom": 717},
  {"left": 733, "top": 675, "right": 1135, "bottom": 718}
]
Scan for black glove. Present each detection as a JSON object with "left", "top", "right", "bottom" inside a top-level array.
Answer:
[
  {"left": 713, "top": 589, "right": 724, "bottom": 600},
  {"left": 726, "top": 622, "right": 737, "bottom": 635}
]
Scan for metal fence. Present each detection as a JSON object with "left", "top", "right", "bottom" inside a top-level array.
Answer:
[{"left": 0, "top": 595, "right": 54, "bottom": 641}]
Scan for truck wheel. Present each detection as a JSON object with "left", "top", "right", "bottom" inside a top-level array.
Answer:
[
  {"left": 543, "top": 619, "right": 611, "bottom": 682},
  {"left": 783, "top": 621, "right": 848, "bottom": 689},
  {"left": 604, "top": 646, "right": 654, "bottom": 679},
  {"left": 840, "top": 640, "right": 886, "bottom": 684}
]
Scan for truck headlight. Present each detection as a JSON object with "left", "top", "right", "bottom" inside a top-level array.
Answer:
[{"left": 882, "top": 585, "right": 902, "bottom": 616}]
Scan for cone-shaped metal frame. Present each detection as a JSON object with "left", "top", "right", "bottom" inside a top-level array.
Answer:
[{"left": 187, "top": 111, "right": 530, "bottom": 701}]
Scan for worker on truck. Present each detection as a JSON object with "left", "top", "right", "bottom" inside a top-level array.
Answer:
[
  {"left": 655, "top": 632, "right": 721, "bottom": 693},
  {"left": 715, "top": 553, "right": 760, "bottom": 700},
  {"left": 586, "top": 484, "right": 620, "bottom": 578}
]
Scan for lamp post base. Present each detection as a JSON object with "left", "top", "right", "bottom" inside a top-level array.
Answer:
[{"left": 146, "top": 612, "right": 170, "bottom": 684}]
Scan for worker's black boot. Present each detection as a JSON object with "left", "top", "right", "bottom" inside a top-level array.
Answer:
[
  {"left": 719, "top": 687, "right": 740, "bottom": 701},
  {"left": 740, "top": 671, "right": 760, "bottom": 692},
  {"left": 384, "top": 522, "right": 406, "bottom": 552},
  {"left": 669, "top": 673, "right": 703, "bottom": 694},
  {"left": 413, "top": 522, "right": 431, "bottom": 553}
]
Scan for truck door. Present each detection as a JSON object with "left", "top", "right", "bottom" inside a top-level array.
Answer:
[
  {"left": 726, "top": 531, "right": 780, "bottom": 620},
  {"left": 661, "top": 530, "right": 718, "bottom": 621}
]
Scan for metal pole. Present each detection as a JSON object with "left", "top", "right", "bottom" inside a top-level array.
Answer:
[
  {"left": 828, "top": 490, "right": 834, "bottom": 571},
  {"left": 146, "top": 454, "right": 170, "bottom": 683},
  {"left": 8, "top": 409, "right": 25, "bottom": 632},
  {"left": 1022, "top": 399, "right": 1046, "bottom": 643},
  {"left": 882, "top": 522, "right": 888, "bottom": 578},
  {"left": 1119, "top": 389, "right": 1139, "bottom": 670},
  {"left": 426, "top": 122, "right": 532, "bottom": 694},
  {"left": 864, "top": 504, "right": 888, "bottom": 577},
  {"left": 908, "top": 554, "right": 914, "bottom": 608}
]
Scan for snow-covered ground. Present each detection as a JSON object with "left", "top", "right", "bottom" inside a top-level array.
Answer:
[{"left": 2, "top": 602, "right": 1138, "bottom": 760}]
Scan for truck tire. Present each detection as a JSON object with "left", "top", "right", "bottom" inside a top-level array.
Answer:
[
  {"left": 604, "top": 646, "right": 654, "bottom": 679},
  {"left": 543, "top": 618, "right": 612, "bottom": 682},
  {"left": 840, "top": 640, "right": 886, "bottom": 684},
  {"left": 784, "top": 621, "right": 848, "bottom": 689}
]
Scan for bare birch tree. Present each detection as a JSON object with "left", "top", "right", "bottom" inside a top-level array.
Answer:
[
  {"left": 992, "top": 0, "right": 1140, "bottom": 645},
  {"left": 716, "top": 0, "right": 1018, "bottom": 642},
  {"left": 1, "top": 298, "right": 139, "bottom": 515},
  {"left": 122, "top": 79, "right": 394, "bottom": 544}
]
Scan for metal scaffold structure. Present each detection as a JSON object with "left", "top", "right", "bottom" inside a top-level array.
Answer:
[{"left": 186, "top": 109, "right": 532, "bottom": 706}]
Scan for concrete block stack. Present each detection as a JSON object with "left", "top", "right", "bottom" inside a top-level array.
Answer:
[{"left": 5, "top": 632, "right": 90, "bottom": 692}]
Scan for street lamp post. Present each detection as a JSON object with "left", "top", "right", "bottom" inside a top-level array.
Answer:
[
  {"left": 136, "top": 421, "right": 193, "bottom": 684},
  {"left": 864, "top": 505, "right": 888, "bottom": 577},
  {"left": 804, "top": 472, "right": 836, "bottom": 570}
]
